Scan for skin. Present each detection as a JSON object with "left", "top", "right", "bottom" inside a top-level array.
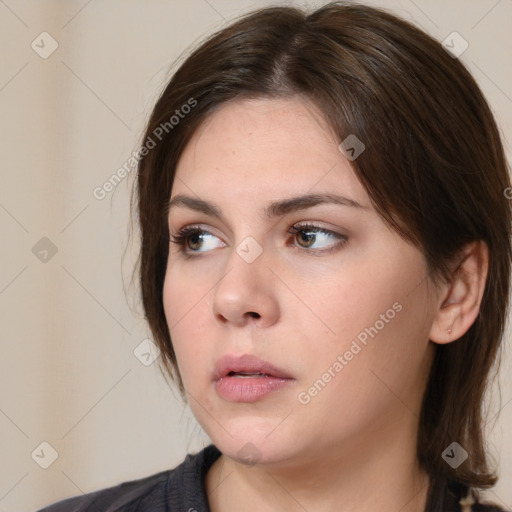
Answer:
[{"left": 162, "top": 96, "right": 488, "bottom": 512}]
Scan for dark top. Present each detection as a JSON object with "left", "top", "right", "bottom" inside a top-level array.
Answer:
[{"left": 37, "top": 444, "right": 507, "bottom": 512}]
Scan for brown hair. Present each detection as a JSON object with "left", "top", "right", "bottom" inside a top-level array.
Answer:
[{"left": 132, "top": 0, "right": 511, "bottom": 500}]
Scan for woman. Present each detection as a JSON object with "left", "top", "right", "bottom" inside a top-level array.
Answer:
[{"left": 39, "top": 2, "right": 511, "bottom": 511}]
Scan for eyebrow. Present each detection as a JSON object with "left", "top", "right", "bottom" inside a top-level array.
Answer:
[{"left": 167, "top": 192, "right": 367, "bottom": 221}]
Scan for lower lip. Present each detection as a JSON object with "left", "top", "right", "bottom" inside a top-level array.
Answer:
[{"left": 215, "top": 375, "right": 292, "bottom": 402}]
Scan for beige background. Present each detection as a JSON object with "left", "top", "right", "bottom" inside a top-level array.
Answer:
[{"left": 0, "top": 1, "right": 511, "bottom": 511}]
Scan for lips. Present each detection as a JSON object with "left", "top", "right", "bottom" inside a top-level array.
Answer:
[
  {"left": 213, "top": 354, "right": 294, "bottom": 403},
  {"left": 213, "top": 354, "right": 292, "bottom": 381}
]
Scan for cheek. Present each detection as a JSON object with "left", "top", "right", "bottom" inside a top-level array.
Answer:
[
  {"left": 301, "top": 265, "right": 404, "bottom": 351},
  {"left": 163, "top": 257, "right": 216, "bottom": 326},
  {"left": 341, "top": 274, "right": 432, "bottom": 404},
  {"left": 162, "top": 266, "right": 213, "bottom": 383},
  {"left": 303, "top": 246, "right": 432, "bottom": 378},
  {"left": 290, "top": 235, "right": 424, "bottom": 343},
  {"left": 295, "top": 289, "right": 432, "bottom": 441}
]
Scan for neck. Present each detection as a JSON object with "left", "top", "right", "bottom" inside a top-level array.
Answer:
[{"left": 205, "top": 417, "right": 430, "bottom": 512}]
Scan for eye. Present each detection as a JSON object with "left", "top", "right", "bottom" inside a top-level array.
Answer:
[
  {"left": 170, "top": 226, "right": 225, "bottom": 254},
  {"left": 287, "top": 223, "right": 347, "bottom": 252},
  {"left": 170, "top": 223, "right": 347, "bottom": 256}
]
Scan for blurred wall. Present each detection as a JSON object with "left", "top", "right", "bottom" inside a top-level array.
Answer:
[{"left": 0, "top": 1, "right": 511, "bottom": 511}]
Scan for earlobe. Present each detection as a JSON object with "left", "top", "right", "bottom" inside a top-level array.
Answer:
[
  {"left": 430, "top": 303, "right": 461, "bottom": 344},
  {"left": 429, "top": 241, "right": 488, "bottom": 345}
]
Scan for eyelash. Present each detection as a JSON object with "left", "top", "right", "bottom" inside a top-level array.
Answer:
[{"left": 169, "top": 223, "right": 348, "bottom": 256}]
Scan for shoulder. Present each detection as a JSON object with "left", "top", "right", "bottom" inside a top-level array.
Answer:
[
  {"left": 36, "top": 469, "right": 171, "bottom": 512},
  {"left": 36, "top": 444, "right": 222, "bottom": 512},
  {"left": 430, "top": 479, "right": 510, "bottom": 512},
  {"left": 473, "top": 501, "right": 511, "bottom": 512},
  {"left": 457, "top": 485, "right": 511, "bottom": 512}
]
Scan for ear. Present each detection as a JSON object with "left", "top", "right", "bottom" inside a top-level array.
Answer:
[{"left": 429, "top": 240, "right": 489, "bottom": 345}]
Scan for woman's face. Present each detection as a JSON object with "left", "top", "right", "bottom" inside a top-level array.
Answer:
[{"left": 163, "top": 96, "right": 439, "bottom": 467}]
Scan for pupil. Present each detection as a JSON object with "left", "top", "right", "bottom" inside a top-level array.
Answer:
[
  {"left": 299, "top": 231, "right": 315, "bottom": 247},
  {"left": 189, "top": 232, "right": 203, "bottom": 250}
]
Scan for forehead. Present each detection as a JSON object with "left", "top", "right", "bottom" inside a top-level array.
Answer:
[{"left": 172, "top": 96, "right": 367, "bottom": 205}]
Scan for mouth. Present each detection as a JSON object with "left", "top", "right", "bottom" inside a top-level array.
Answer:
[
  {"left": 213, "top": 354, "right": 293, "bottom": 381},
  {"left": 227, "top": 371, "right": 274, "bottom": 378},
  {"left": 213, "top": 354, "right": 294, "bottom": 402}
]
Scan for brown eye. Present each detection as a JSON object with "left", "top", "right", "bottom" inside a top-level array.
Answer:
[
  {"left": 296, "top": 229, "right": 317, "bottom": 248},
  {"left": 170, "top": 226, "right": 226, "bottom": 254},
  {"left": 288, "top": 224, "right": 348, "bottom": 252},
  {"left": 187, "top": 231, "right": 205, "bottom": 251}
]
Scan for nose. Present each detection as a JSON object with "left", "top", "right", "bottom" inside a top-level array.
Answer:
[{"left": 211, "top": 243, "right": 280, "bottom": 328}]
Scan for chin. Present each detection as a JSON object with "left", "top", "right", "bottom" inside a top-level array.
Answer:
[
  {"left": 218, "top": 437, "right": 297, "bottom": 467},
  {"left": 202, "top": 415, "right": 304, "bottom": 466}
]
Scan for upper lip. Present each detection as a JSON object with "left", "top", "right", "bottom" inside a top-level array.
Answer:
[{"left": 213, "top": 354, "right": 293, "bottom": 381}]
